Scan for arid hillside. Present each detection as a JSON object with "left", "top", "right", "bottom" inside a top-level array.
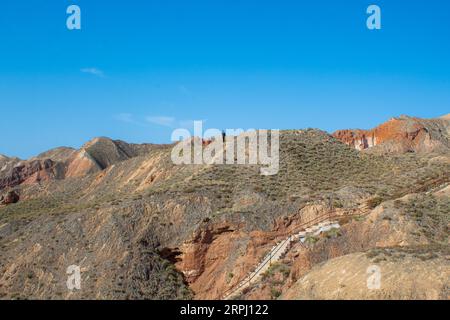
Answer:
[{"left": 0, "top": 115, "right": 449, "bottom": 300}]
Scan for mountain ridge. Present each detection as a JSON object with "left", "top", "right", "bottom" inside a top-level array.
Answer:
[{"left": 0, "top": 114, "right": 448, "bottom": 300}]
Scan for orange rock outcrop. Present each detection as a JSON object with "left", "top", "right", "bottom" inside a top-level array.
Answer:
[{"left": 333, "top": 115, "right": 449, "bottom": 153}]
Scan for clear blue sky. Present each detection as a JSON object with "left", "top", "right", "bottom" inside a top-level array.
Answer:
[{"left": 1, "top": 0, "right": 449, "bottom": 159}]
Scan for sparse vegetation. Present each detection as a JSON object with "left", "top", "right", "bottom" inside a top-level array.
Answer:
[
  {"left": 366, "top": 245, "right": 449, "bottom": 263},
  {"left": 400, "top": 194, "right": 450, "bottom": 244},
  {"left": 0, "top": 128, "right": 448, "bottom": 300}
]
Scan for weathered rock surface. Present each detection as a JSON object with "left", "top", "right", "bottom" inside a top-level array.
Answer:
[
  {"left": 0, "top": 159, "right": 64, "bottom": 190},
  {"left": 333, "top": 115, "right": 450, "bottom": 153},
  {"left": 0, "top": 138, "right": 158, "bottom": 190}
]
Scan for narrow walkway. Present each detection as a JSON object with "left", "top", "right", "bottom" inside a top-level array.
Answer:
[{"left": 222, "top": 206, "right": 370, "bottom": 300}]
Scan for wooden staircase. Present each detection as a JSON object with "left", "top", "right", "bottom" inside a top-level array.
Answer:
[{"left": 222, "top": 205, "right": 370, "bottom": 300}]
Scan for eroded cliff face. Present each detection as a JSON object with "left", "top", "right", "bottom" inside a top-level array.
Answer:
[
  {"left": 333, "top": 115, "right": 450, "bottom": 153},
  {"left": 172, "top": 204, "right": 371, "bottom": 299},
  {"left": 65, "top": 149, "right": 103, "bottom": 178},
  {"left": 0, "top": 159, "right": 65, "bottom": 190}
]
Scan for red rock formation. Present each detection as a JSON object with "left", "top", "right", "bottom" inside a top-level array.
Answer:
[
  {"left": 0, "top": 137, "right": 155, "bottom": 189},
  {"left": 333, "top": 115, "right": 450, "bottom": 153},
  {"left": 173, "top": 205, "right": 338, "bottom": 299},
  {"left": 65, "top": 149, "right": 102, "bottom": 178},
  {"left": 0, "top": 159, "right": 61, "bottom": 191}
]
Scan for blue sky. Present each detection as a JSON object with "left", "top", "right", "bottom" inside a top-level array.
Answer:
[{"left": 1, "top": 0, "right": 449, "bottom": 158}]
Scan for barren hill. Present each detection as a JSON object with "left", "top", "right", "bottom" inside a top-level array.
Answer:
[
  {"left": 0, "top": 116, "right": 449, "bottom": 300},
  {"left": 281, "top": 250, "right": 449, "bottom": 300}
]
